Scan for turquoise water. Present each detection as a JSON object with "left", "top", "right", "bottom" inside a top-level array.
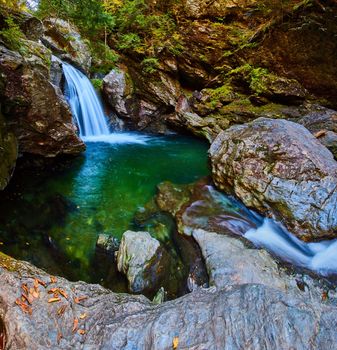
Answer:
[{"left": 0, "top": 133, "right": 209, "bottom": 294}]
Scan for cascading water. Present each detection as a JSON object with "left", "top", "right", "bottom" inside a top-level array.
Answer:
[
  {"left": 61, "top": 60, "right": 149, "bottom": 145},
  {"left": 62, "top": 61, "right": 110, "bottom": 138}
]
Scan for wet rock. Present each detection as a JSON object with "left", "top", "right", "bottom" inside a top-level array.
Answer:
[
  {"left": 49, "top": 55, "right": 63, "bottom": 89},
  {"left": 210, "top": 118, "right": 337, "bottom": 241},
  {"left": 117, "top": 231, "right": 169, "bottom": 293},
  {"left": 2, "top": 253, "right": 337, "bottom": 349},
  {"left": 193, "top": 228, "right": 289, "bottom": 290},
  {"left": 96, "top": 234, "right": 120, "bottom": 255},
  {"left": 156, "top": 179, "right": 259, "bottom": 237},
  {"left": 0, "top": 44, "right": 85, "bottom": 157},
  {"left": 42, "top": 18, "right": 91, "bottom": 72}
]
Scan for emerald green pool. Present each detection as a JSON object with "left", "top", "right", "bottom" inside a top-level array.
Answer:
[{"left": 0, "top": 133, "right": 209, "bottom": 295}]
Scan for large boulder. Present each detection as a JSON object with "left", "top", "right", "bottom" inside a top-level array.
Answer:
[
  {"left": 117, "top": 231, "right": 169, "bottom": 293},
  {"left": 210, "top": 118, "right": 337, "bottom": 241},
  {"left": 0, "top": 44, "right": 85, "bottom": 157}
]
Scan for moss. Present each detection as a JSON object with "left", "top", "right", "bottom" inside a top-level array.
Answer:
[
  {"left": 91, "top": 78, "right": 103, "bottom": 90},
  {"left": 0, "top": 252, "right": 19, "bottom": 272},
  {"left": 141, "top": 57, "right": 160, "bottom": 74}
]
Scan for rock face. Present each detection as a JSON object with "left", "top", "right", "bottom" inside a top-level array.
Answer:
[
  {"left": 210, "top": 118, "right": 337, "bottom": 241},
  {"left": 0, "top": 110, "right": 17, "bottom": 190},
  {"left": 42, "top": 18, "right": 91, "bottom": 72},
  {"left": 2, "top": 247, "right": 337, "bottom": 349},
  {"left": 0, "top": 45, "right": 85, "bottom": 157},
  {"left": 117, "top": 231, "right": 169, "bottom": 293}
]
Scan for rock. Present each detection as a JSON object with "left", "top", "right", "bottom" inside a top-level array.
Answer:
[
  {"left": 298, "top": 105, "right": 337, "bottom": 157},
  {"left": 2, "top": 252, "right": 337, "bottom": 349},
  {"left": 96, "top": 234, "right": 120, "bottom": 255},
  {"left": 102, "top": 66, "right": 134, "bottom": 118},
  {"left": 50, "top": 55, "right": 63, "bottom": 89},
  {"left": 193, "top": 228, "right": 289, "bottom": 290},
  {"left": 42, "top": 18, "right": 91, "bottom": 72},
  {"left": 0, "top": 109, "right": 17, "bottom": 190},
  {"left": 117, "top": 231, "right": 169, "bottom": 293},
  {"left": 156, "top": 179, "right": 259, "bottom": 237},
  {"left": 0, "top": 44, "right": 85, "bottom": 157},
  {"left": 210, "top": 118, "right": 337, "bottom": 241}
]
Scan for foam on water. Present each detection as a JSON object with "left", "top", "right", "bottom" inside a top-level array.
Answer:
[
  {"left": 245, "top": 218, "right": 337, "bottom": 276},
  {"left": 82, "top": 133, "right": 152, "bottom": 145}
]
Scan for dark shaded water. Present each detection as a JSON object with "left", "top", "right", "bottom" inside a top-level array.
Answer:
[{"left": 0, "top": 133, "right": 209, "bottom": 296}]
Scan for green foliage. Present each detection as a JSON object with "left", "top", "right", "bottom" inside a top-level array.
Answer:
[
  {"left": 88, "top": 41, "right": 119, "bottom": 74},
  {"left": 117, "top": 33, "right": 143, "bottom": 51},
  {"left": 141, "top": 57, "right": 159, "bottom": 74},
  {"left": 91, "top": 78, "right": 103, "bottom": 90},
  {"left": 0, "top": 16, "right": 25, "bottom": 52},
  {"left": 227, "top": 64, "right": 269, "bottom": 94}
]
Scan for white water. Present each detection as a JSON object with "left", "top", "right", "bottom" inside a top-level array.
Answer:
[
  {"left": 63, "top": 62, "right": 110, "bottom": 137},
  {"left": 245, "top": 218, "right": 337, "bottom": 276},
  {"left": 62, "top": 61, "right": 152, "bottom": 145}
]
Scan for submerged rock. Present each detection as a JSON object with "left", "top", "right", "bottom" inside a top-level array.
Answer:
[
  {"left": 210, "top": 118, "right": 337, "bottom": 241},
  {"left": 117, "top": 231, "right": 169, "bottom": 293},
  {"left": 96, "top": 234, "right": 120, "bottom": 255}
]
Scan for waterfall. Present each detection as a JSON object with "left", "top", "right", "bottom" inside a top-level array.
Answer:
[{"left": 62, "top": 62, "right": 110, "bottom": 139}]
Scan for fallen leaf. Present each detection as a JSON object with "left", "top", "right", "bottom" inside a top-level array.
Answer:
[
  {"left": 322, "top": 291, "right": 328, "bottom": 301},
  {"left": 50, "top": 276, "right": 57, "bottom": 284},
  {"left": 72, "top": 318, "right": 79, "bottom": 333},
  {"left": 21, "top": 293, "right": 32, "bottom": 305},
  {"left": 315, "top": 130, "right": 327, "bottom": 138},
  {"left": 58, "top": 289, "right": 68, "bottom": 300},
  {"left": 15, "top": 298, "right": 32, "bottom": 315},
  {"left": 78, "top": 329, "right": 86, "bottom": 335},
  {"left": 32, "top": 289, "right": 40, "bottom": 299},
  {"left": 57, "top": 332, "right": 62, "bottom": 344},
  {"left": 74, "top": 296, "right": 88, "bottom": 304},
  {"left": 35, "top": 278, "right": 46, "bottom": 287},
  {"left": 48, "top": 288, "right": 58, "bottom": 294},
  {"left": 57, "top": 305, "right": 67, "bottom": 316},
  {"left": 21, "top": 283, "right": 29, "bottom": 295},
  {"left": 79, "top": 313, "right": 87, "bottom": 320},
  {"left": 173, "top": 336, "right": 179, "bottom": 349},
  {"left": 48, "top": 297, "right": 61, "bottom": 303}
]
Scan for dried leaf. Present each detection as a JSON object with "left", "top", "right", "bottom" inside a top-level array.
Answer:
[
  {"left": 48, "top": 297, "right": 61, "bottom": 303},
  {"left": 58, "top": 289, "right": 68, "bottom": 300},
  {"left": 57, "top": 305, "right": 67, "bottom": 317},
  {"left": 57, "top": 331, "right": 62, "bottom": 344},
  {"left": 48, "top": 288, "right": 58, "bottom": 294},
  {"left": 72, "top": 318, "right": 79, "bottom": 333},
  {"left": 173, "top": 336, "right": 179, "bottom": 349},
  {"left": 74, "top": 296, "right": 88, "bottom": 304},
  {"left": 21, "top": 293, "right": 32, "bottom": 305},
  {"left": 78, "top": 329, "right": 86, "bottom": 335},
  {"left": 322, "top": 291, "right": 328, "bottom": 301},
  {"left": 21, "top": 283, "right": 29, "bottom": 295},
  {"left": 79, "top": 313, "right": 87, "bottom": 320},
  {"left": 50, "top": 276, "right": 57, "bottom": 284},
  {"left": 35, "top": 278, "right": 46, "bottom": 287},
  {"left": 315, "top": 130, "right": 327, "bottom": 138},
  {"left": 15, "top": 298, "right": 32, "bottom": 315},
  {"left": 32, "top": 290, "right": 40, "bottom": 299}
]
